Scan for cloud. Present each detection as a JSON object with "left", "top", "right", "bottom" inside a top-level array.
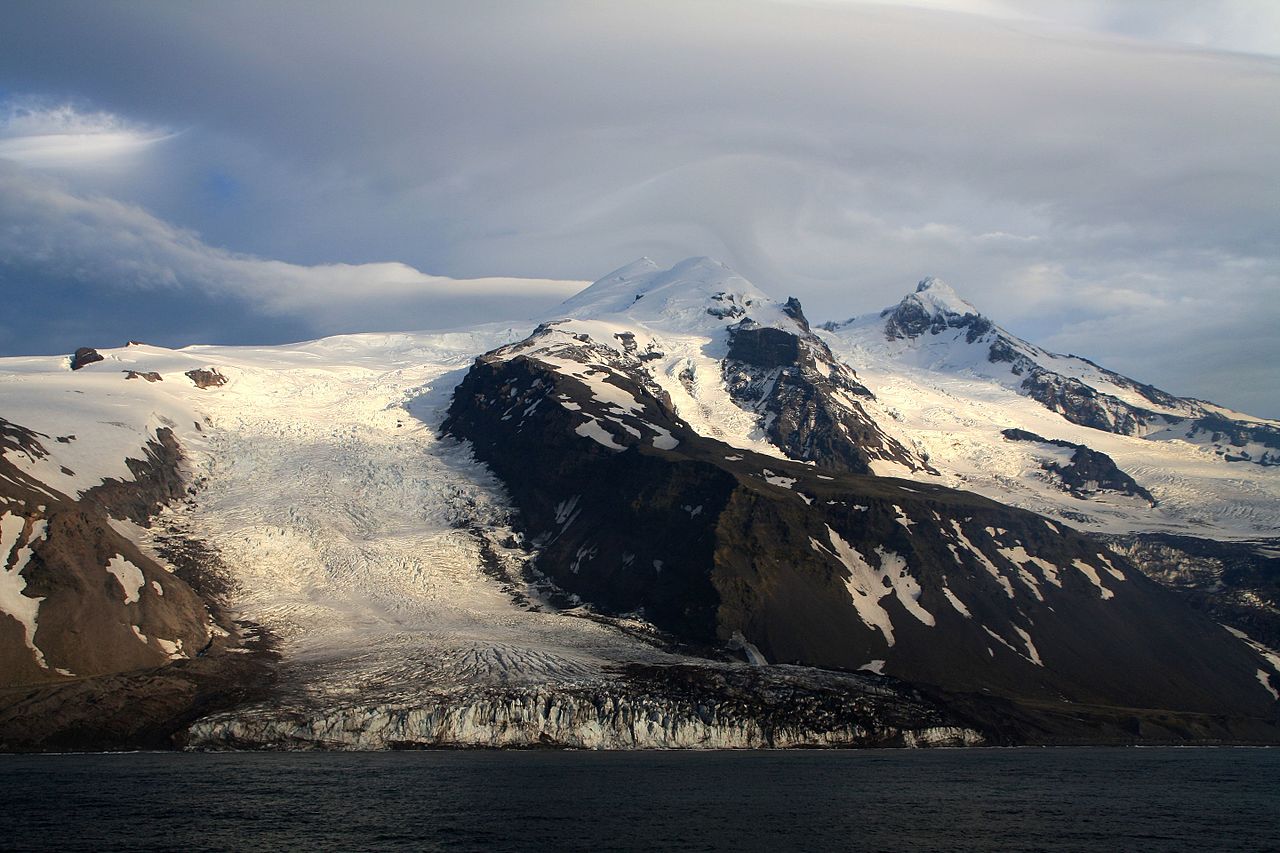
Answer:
[
  {"left": 0, "top": 99, "right": 175, "bottom": 168},
  {"left": 0, "top": 1, "right": 1276, "bottom": 415},
  {"left": 0, "top": 164, "right": 585, "bottom": 339},
  {"left": 1041, "top": 282, "right": 1280, "bottom": 419},
  {"left": 822, "top": 1, "right": 1280, "bottom": 56}
]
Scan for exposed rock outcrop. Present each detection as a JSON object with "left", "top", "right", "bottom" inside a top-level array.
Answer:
[
  {"left": 0, "top": 430, "right": 211, "bottom": 685},
  {"left": 185, "top": 368, "right": 227, "bottom": 389},
  {"left": 828, "top": 278, "right": 1280, "bottom": 466},
  {"left": 881, "top": 278, "right": 993, "bottom": 343},
  {"left": 69, "top": 347, "right": 103, "bottom": 370},
  {"left": 1108, "top": 533, "right": 1280, "bottom": 650},
  {"left": 81, "top": 427, "right": 188, "bottom": 526},
  {"left": 723, "top": 314, "right": 932, "bottom": 474},
  {"left": 1001, "top": 428, "right": 1155, "bottom": 504},
  {"left": 0, "top": 631, "right": 275, "bottom": 752}
]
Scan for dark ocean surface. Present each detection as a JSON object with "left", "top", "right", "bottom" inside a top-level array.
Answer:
[{"left": 3, "top": 748, "right": 1277, "bottom": 852}]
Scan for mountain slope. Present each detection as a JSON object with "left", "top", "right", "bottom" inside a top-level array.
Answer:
[
  {"left": 817, "top": 276, "right": 1280, "bottom": 669},
  {"left": 536, "top": 257, "right": 930, "bottom": 474},
  {"left": 817, "top": 279, "right": 1280, "bottom": 539},
  {"left": 0, "top": 330, "right": 982, "bottom": 749},
  {"left": 825, "top": 277, "right": 1280, "bottom": 464},
  {"left": 442, "top": 266, "right": 1279, "bottom": 718},
  {"left": 1, "top": 258, "right": 1278, "bottom": 749},
  {"left": 0, "top": 418, "right": 213, "bottom": 684}
]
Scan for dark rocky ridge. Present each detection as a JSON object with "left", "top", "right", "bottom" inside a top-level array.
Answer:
[
  {"left": 445, "top": 341, "right": 727, "bottom": 641},
  {"left": 988, "top": 339, "right": 1280, "bottom": 464},
  {"left": 723, "top": 306, "right": 931, "bottom": 475},
  {"left": 824, "top": 283, "right": 1177, "bottom": 438},
  {"left": 1001, "top": 428, "right": 1155, "bottom": 504},
  {"left": 827, "top": 279, "right": 1280, "bottom": 466},
  {"left": 999, "top": 351, "right": 1158, "bottom": 434},
  {"left": 0, "top": 425, "right": 210, "bottom": 685},
  {"left": 0, "top": 629, "right": 275, "bottom": 752},
  {"left": 0, "top": 417, "right": 47, "bottom": 458},
  {"left": 82, "top": 427, "right": 188, "bottom": 525},
  {"left": 1188, "top": 415, "right": 1280, "bottom": 466},
  {"left": 443, "top": 338, "right": 1280, "bottom": 725},
  {"left": 921, "top": 685, "right": 1280, "bottom": 746}
]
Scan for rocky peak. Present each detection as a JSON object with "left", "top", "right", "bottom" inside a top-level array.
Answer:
[
  {"left": 722, "top": 313, "right": 932, "bottom": 474},
  {"left": 781, "top": 296, "right": 810, "bottom": 331},
  {"left": 725, "top": 323, "right": 803, "bottom": 371},
  {"left": 883, "top": 278, "right": 992, "bottom": 342},
  {"left": 532, "top": 258, "right": 931, "bottom": 475}
]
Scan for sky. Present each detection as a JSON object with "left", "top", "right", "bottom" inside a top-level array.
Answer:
[{"left": 1, "top": 0, "right": 1277, "bottom": 417}]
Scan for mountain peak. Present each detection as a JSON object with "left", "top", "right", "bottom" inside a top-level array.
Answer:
[
  {"left": 552, "top": 256, "right": 802, "bottom": 334},
  {"left": 881, "top": 277, "right": 989, "bottom": 341},
  {"left": 595, "top": 257, "right": 662, "bottom": 284},
  {"left": 910, "top": 277, "right": 979, "bottom": 318}
]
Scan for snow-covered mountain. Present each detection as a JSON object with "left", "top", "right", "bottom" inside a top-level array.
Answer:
[
  {"left": 819, "top": 278, "right": 1280, "bottom": 536},
  {"left": 537, "top": 256, "right": 929, "bottom": 474},
  {"left": 817, "top": 277, "right": 1279, "bottom": 651},
  {"left": 828, "top": 276, "right": 1274, "bottom": 443},
  {"left": 1, "top": 258, "right": 1277, "bottom": 750}
]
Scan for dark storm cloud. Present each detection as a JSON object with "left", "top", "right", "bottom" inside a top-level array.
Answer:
[{"left": 0, "top": 1, "right": 1277, "bottom": 415}]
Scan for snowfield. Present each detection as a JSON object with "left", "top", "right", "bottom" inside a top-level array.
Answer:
[{"left": 818, "top": 334, "right": 1280, "bottom": 538}]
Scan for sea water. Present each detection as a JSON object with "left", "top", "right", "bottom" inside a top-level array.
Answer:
[{"left": 3, "top": 747, "right": 1277, "bottom": 851}]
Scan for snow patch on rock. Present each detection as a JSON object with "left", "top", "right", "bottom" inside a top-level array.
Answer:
[
  {"left": 1071, "top": 559, "right": 1115, "bottom": 600},
  {"left": 817, "top": 526, "right": 935, "bottom": 646},
  {"left": 0, "top": 512, "right": 47, "bottom": 667},
  {"left": 106, "top": 555, "right": 146, "bottom": 604}
]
